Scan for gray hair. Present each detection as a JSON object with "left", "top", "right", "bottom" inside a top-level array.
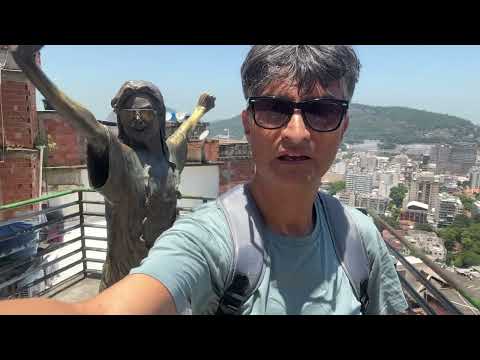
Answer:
[{"left": 241, "top": 45, "right": 361, "bottom": 101}]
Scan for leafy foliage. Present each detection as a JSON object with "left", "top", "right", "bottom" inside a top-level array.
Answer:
[{"left": 389, "top": 184, "right": 408, "bottom": 208}]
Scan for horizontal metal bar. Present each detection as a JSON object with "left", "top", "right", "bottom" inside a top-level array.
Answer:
[
  {"left": 0, "top": 188, "right": 86, "bottom": 211},
  {"left": 37, "top": 236, "right": 83, "bottom": 257},
  {"left": 85, "top": 258, "right": 105, "bottom": 264},
  {"left": 0, "top": 200, "right": 80, "bottom": 227},
  {"left": 0, "top": 236, "right": 82, "bottom": 278},
  {"left": 84, "top": 247, "right": 107, "bottom": 253},
  {"left": 13, "top": 258, "right": 86, "bottom": 294},
  {"left": 82, "top": 212, "right": 106, "bottom": 217},
  {"left": 83, "top": 223, "right": 107, "bottom": 229},
  {"left": 85, "top": 269, "right": 103, "bottom": 277},
  {"left": 40, "top": 271, "right": 86, "bottom": 299},
  {"left": 0, "top": 256, "right": 45, "bottom": 291},
  {"left": 40, "top": 247, "right": 83, "bottom": 270},
  {"left": 82, "top": 201, "right": 105, "bottom": 205},
  {"left": 0, "top": 220, "right": 81, "bottom": 257},
  {"left": 83, "top": 236, "right": 107, "bottom": 242},
  {"left": 180, "top": 195, "right": 216, "bottom": 201},
  {"left": 397, "top": 272, "right": 436, "bottom": 315},
  {"left": 53, "top": 223, "right": 82, "bottom": 238},
  {"left": 0, "top": 245, "right": 83, "bottom": 292},
  {"left": 0, "top": 212, "right": 80, "bottom": 244}
]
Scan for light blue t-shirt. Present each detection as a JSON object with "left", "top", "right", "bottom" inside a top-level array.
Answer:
[{"left": 130, "top": 196, "right": 408, "bottom": 315}]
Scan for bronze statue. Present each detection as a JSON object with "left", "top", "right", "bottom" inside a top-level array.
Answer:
[{"left": 10, "top": 45, "right": 215, "bottom": 291}]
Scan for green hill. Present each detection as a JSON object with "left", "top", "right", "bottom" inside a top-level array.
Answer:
[{"left": 208, "top": 104, "right": 480, "bottom": 145}]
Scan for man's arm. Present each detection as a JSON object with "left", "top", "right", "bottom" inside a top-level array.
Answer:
[{"left": 0, "top": 274, "right": 177, "bottom": 315}]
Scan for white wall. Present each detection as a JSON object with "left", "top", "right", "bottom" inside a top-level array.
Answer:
[{"left": 178, "top": 165, "right": 219, "bottom": 210}]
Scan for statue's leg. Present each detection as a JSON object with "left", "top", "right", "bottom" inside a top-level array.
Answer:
[{"left": 98, "top": 260, "right": 111, "bottom": 292}]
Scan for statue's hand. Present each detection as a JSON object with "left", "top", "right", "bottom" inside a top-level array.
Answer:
[
  {"left": 197, "top": 93, "right": 216, "bottom": 112},
  {"left": 9, "top": 45, "right": 44, "bottom": 63}
]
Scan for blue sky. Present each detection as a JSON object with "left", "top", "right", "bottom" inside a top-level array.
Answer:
[{"left": 36, "top": 45, "right": 480, "bottom": 124}]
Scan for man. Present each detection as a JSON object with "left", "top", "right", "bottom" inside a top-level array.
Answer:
[{"left": 0, "top": 45, "right": 408, "bottom": 315}]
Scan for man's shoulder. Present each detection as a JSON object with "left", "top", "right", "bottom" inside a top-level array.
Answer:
[
  {"left": 318, "top": 192, "right": 378, "bottom": 238},
  {"left": 168, "top": 200, "right": 231, "bottom": 243},
  {"left": 320, "top": 194, "right": 384, "bottom": 259},
  {"left": 180, "top": 200, "right": 226, "bottom": 224}
]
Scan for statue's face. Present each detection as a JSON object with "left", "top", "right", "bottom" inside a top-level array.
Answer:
[{"left": 117, "top": 95, "right": 161, "bottom": 144}]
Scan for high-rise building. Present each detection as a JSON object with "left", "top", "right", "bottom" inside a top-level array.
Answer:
[
  {"left": 436, "top": 193, "right": 463, "bottom": 227},
  {"left": 449, "top": 142, "right": 477, "bottom": 174},
  {"left": 333, "top": 161, "right": 346, "bottom": 174},
  {"left": 376, "top": 156, "right": 389, "bottom": 170},
  {"left": 469, "top": 167, "right": 480, "bottom": 189},
  {"left": 355, "top": 192, "right": 390, "bottom": 214},
  {"left": 408, "top": 172, "right": 440, "bottom": 213},
  {"left": 345, "top": 171, "right": 373, "bottom": 194},
  {"left": 336, "top": 190, "right": 355, "bottom": 207},
  {"left": 430, "top": 144, "right": 451, "bottom": 173},
  {"left": 366, "top": 154, "right": 377, "bottom": 172}
]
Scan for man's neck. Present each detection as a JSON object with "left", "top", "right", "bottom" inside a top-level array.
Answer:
[{"left": 248, "top": 176, "right": 319, "bottom": 237}]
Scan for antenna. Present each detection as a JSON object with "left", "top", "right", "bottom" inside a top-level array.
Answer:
[{"left": 198, "top": 129, "right": 209, "bottom": 141}]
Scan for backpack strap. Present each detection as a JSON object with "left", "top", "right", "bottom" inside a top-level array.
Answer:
[
  {"left": 216, "top": 184, "right": 267, "bottom": 315},
  {"left": 318, "top": 192, "right": 371, "bottom": 313}
]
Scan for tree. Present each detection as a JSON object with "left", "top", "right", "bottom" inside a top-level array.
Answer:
[
  {"left": 452, "top": 215, "right": 472, "bottom": 228},
  {"left": 414, "top": 223, "right": 434, "bottom": 232},
  {"left": 328, "top": 181, "right": 346, "bottom": 195},
  {"left": 389, "top": 184, "right": 408, "bottom": 208},
  {"left": 459, "top": 194, "right": 474, "bottom": 212}
]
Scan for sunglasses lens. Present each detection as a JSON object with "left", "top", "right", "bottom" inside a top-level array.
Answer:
[
  {"left": 303, "top": 101, "right": 344, "bottom": 131},
  {"left": 139, "top": 110, "right": 155, "bottom": 122},
  {"left": 120, "top": 110, "right": 155, "bottom": 122},
  {"left": 253, "top": 99, "right": 291, "bottom": 129}
]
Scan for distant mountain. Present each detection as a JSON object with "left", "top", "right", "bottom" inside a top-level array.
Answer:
[{"left": 208, "top": 104, "right": 480, "bottom": 145}]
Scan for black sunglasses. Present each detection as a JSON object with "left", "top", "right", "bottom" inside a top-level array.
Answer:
[{"left": 247, "top": 96, "right": 349, "bottom": 132}]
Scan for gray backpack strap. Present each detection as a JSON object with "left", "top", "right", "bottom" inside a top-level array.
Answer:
[
  {"left": 216, "top": 184, "right": 266, "bottom": 315},
  {"left": 318, "top": 192, "right": 371, "bottom": 313}
]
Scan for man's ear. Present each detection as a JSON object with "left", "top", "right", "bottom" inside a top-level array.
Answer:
[
  {"left": 241, "top": 110, "right": 252, "bottom": 140},
  {"left": 340, "top": 113, "right": 350, "bottom": 138}
]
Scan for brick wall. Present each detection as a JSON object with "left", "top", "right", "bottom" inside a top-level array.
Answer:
[
  {"left": 0, "top": 47, "right": 41, "bottom": 219},
  {"left": 203, "top": 139, "right": 219, "bottom": 162},
  {"left": 187, "top": 140, "right": 202, "bottom": 163},
  {"left": 0, "top": 151, "right": 40, "bottom": 220},
  {"left": 0, "top": 80, "right": 38, "bottom": 149},
  {"left": 38, "top": 111, "right": 87, "bottom": 166},
  {"left": 219, "top": 159, "right": 255, "bottom": 194}
]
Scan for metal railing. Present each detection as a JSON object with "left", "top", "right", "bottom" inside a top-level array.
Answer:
[
  {"left": 368, "top": 210, "right": 480, "bottom": 315},
  {"left": 0, "top": 189, "right": 478, "bottom": 315},
  {"left": 0, "top": 189, "right": 213, "bottom": 300}
]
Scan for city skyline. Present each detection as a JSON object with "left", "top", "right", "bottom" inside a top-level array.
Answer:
[{"left": 33, "top": 45, "right": 480, "bottom": 124}]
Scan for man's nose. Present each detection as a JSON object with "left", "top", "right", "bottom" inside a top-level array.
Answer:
[{"left": 281, "top": 110, "right": 311, "bottom": 145}]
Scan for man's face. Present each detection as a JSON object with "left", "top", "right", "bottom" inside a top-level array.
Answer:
[
  {"left": 241, "top": 80, "right": 349, "bottom": 190},
  {"left": 118, "top": 95, "right": 161, "bottom": 144}
]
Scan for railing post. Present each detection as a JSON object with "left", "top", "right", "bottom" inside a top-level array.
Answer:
[{"left": 78, "top": 191, "right": 88, "bottom": 278}]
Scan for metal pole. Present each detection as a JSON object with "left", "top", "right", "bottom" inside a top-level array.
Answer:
[{"left": 78, "top": 191, "right": 87, "bottom": 278}]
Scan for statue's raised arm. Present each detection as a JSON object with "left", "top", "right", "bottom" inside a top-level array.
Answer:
[
  {"left": 166, "top": 93, "right": 215, "bottom": 174},
  {"left": 9, "top": 45, "right": 107, "bottom": 154}
]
